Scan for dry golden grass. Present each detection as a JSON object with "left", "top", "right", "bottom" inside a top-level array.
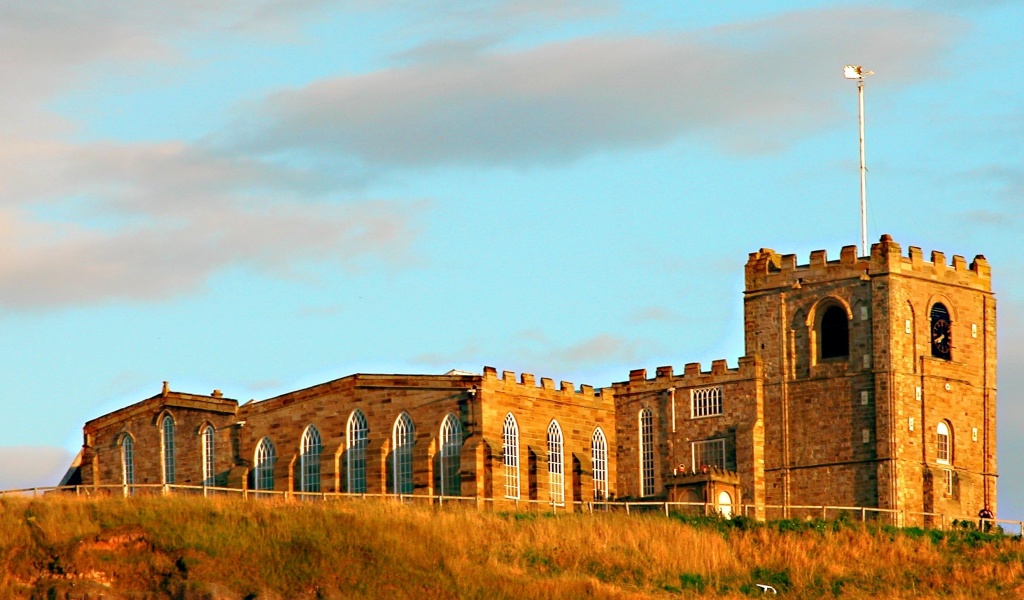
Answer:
[{"left": 1, "top": 494, "right": 1023, "bottom": 599}]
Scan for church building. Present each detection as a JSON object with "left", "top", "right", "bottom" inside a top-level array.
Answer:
[{"left": 62, "top": 235, "right": 998, "bottom": 521}]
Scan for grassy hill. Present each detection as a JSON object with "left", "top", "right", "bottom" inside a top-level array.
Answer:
[{"left": 2, "top": 494, "right": 1022, "bottom": 599}]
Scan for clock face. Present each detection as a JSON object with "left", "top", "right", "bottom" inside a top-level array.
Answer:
[{"left": 932, "top": 318, "right": 952, "bottom": 359}]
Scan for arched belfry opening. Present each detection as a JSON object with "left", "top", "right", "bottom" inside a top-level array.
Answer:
[{"left": 819, "top": 305, "right": 849, "bottom": 360}]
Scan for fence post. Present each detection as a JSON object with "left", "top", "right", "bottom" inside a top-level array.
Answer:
[
  {"left": 626, "top": 503, "right": 630, "bottom": 515},
  {"left": 822, "top": 505, "right": 827, "bottom": 520},
  {"left": 664, "top": 502, "right": 669, "bottom": 517},
  {"left": 861, "top": 507, "right": 866, "bottom": 523}
]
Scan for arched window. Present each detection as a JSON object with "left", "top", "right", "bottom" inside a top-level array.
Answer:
[
  {"left": 547, "top": 420, "right": 565, "bottom": 506},
  {"left": 820, "top": 305, "right": 849, "bottom": 359},
  {"left": 503, "top": 413, "right": 520, "bottom": 499},
  {"left": 254, "top": 437, "right": 276, "bottom": 491},
  {"left": 639, "top": 407, "right": 655, "bottom": 497},
  {"left": 392, "top": 413, "right": 415, "bottom": 494},
  {"left": 591, "top": 428, "right": 608, "bottom": 501},
  {"left": 930, "top": 303, "right": 952, "bottom": 360},
  {"left": 161, "top": 415, "right": 176, "bottom": 484},
  {"left": 440, "top": 413, "right": 462, "bottom": 497},
  {"left": 201, "top": 425, "right": 215, "bottom": 486},
  {"left": 300, "top": 425, "right": 322, "bottom": 493},
  {"left": 346, "top": 410, "right": 369, "bottom": 493},
  {"left": 937, "top": 421, "right": 952, "bottom": 464},
  {"left": 121, "top": 435, "right": 134, "bottom": 486}
]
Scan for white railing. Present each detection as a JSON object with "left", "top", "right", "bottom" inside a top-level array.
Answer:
[{"left": 0, "top": 484, "right": 1014, "bottom": 534}]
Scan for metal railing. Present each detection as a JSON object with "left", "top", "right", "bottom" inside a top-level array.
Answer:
[{"left": 0, "top": 484, "right": 1015, "bottom": 534}]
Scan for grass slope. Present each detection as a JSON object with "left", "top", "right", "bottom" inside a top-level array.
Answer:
[{"left": 1, "top": 495, "right": 1023, "bottom": 599}]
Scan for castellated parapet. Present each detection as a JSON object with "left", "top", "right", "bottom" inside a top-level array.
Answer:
[{"left": 745, "top": 234, "right": 991, "bottom": 293}]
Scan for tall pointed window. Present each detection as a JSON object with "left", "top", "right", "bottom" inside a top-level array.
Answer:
[
  {"left": 503, "top": 413, "right": 520, "bottom": 499},
  {"left": 201, "top": 425, "right": 215, "bottom": 486},
  {"left": 161, "top": 415, "right": 176, "bottom": 484},
  {"left": 639, "top": 408, "right": 655, "bottom": 497},
  {"left": 346, "top": 410, "right": 369, "bottom": 493},
  {"left": 121, "top": 435, "right": 134, "bottom": 487},
  {"left": 254, "top": 437, "right": 276, "bottom": 491},
  {"left": 393, "top": 413, "right": 415, "bottom": 494},
  {"left": 930, "top": 303, "right": 952, "bottom": 360},
  {"left": 591, "top": 428, "right": 608, "bottom": 501},
  {"left": 820, "top": 305, "right": 850, "bottom": 359},
  {"left": 300, "top": 425, "right": 322, "bottom": 493},
  {"left": 547, "top": 420, "right": 565, "bottom": 506},
  {"left": 937, "top": 421, "right": 952, "bottom": 464},
  {"left": 440, "top": 413, "right": 462, "bottom": 497}
]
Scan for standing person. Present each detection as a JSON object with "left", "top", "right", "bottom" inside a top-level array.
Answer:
[{"left": 979, "top": 506, "right": 994, "bottom": 531}]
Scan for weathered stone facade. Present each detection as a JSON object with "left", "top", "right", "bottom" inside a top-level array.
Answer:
[{"left": 66, "top": 236, "right": 997, "bottom": 520}]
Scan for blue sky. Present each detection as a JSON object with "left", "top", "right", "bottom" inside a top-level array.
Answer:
[{"left": 2, "top": 0, "right": 1023, "bottom": 518}]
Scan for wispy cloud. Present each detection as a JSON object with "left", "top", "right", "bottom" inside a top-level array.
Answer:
[
  {"left": 414, "top": 329, "right": 661, "bottom": 372},
  {"left": 238, "top": 7, "right": 961, "bottom": 167}
]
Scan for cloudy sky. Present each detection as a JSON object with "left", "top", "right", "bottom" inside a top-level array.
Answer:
[{"left": 2, "top": 1, "right": 1023, "bottom": 517}]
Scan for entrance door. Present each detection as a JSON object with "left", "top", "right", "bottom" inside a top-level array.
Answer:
[{"left": 717, "top": 490, "right": 733, "bottom": 519}]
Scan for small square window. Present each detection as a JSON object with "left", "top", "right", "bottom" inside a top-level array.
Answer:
[
  {"left": 972, "top": 323, "right": 978, "bottom": 338},
  {"left": 862, "top": 429, "right": 870, "bottom": 444},
  {"left": 972, "top": 428, "right": 978, "bottom": 442},
  {"left": 860, "top": 391, "right": 869, "bottom": 405},
  {"left": 909, "top": 418, "right": 914, "bottom": 431},
  {"left": 690, "top": 386, "right": 723, "bottom": 419}
]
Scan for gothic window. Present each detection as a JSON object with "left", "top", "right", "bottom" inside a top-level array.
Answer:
[
  {"left": 547, "top": 420, "right": 565, "bottom": 506},
  {"left": 392, "top": 413, "right": 415, "bottom": 494},
  {"left": 691, "top": 386, "right": 723, "bottom": 418},
  {"left": 121, "top": 435, "right": 134, "bottom": 486},
  {"left": 819, "top": 305, "right": 849, "bottom": 360},
  {"left": 439, "top": 413, "right": 462, "bottom": 497},
  {"left": 346, "top": 410, "right": 368, "bottom": 493},
  {"left": 503, "top": 413, "right": 520, "bottom": 499},
  {"left": 300, "top": 425, "right": 322, "bottom": 493},
  {"left": 254, "top": 437, "right": 276, "bottom": 491},
  {"left": 639, "top": 408, "right": 655, "bottom": 497},
  {"left": 937, "top": 421, "right": 952, "bottom": 464},
  {"left": 930, "top": 303, "right": 952, "bottom": 360},
  {"left": 201, "top": 425, "right": 215, "bottom": 486},
  {"left": 692, "top": 438, "right": 726, "bottom": 472},
  {"left": 591, "top": 428, "right": 608, "bottom": 501},
  {"left": 161, "top": 415, "right": 176, "bottom": 484}
]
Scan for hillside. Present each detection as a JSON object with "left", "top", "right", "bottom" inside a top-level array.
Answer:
[{"left": 1, "top": 494, "right": 1022, "bottom": 599}]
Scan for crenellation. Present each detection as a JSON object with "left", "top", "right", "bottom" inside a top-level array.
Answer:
[
  {"left": 540, "top": 377, "right": 554, "bottom": 390},
  {"left": 840, "top": 245, "right": 858, "bottom": 265},
  {"left": 809, "top": 249, "right": 827, "bottom": 267},
  {"left": 952, "top": 255, "right": 967, "bottom": 271},
  {"left": 684, "top": 363, "right": 701, "bottom": 377},
  {"left": 908, "top": 246, "right": 924, "bottom": 267},
  {"left": 655, "top": 366, "right": 673, "bottom": 379},
  {"left": 520, "top": 372, "right": 535, "bottom": 386},
  {"left": 629, "top": 368, "right": 646, "bottom": 382},
  {"left": 931, "top": 250, "right": 946, "bottom": 269},
  {"left": 711, "top": 359, "right": 728, "bottom": 375}
]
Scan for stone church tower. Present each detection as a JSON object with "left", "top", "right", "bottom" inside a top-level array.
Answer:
[{"left": 744, "top": 234, "right": 996, "bottom": 519}]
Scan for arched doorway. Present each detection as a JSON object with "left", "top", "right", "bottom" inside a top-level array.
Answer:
[{"left": 717, "top": 490, "right": 733, "bottom": 519}]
